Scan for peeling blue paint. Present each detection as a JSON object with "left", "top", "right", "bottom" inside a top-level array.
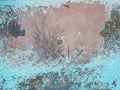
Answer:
[{"left": 0, "top": 0, "right": 120, "bottom": 89}]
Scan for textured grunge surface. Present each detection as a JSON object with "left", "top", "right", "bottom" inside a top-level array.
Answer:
[{"left": 0, "top": 0, "right": 120, "bottom": 90}]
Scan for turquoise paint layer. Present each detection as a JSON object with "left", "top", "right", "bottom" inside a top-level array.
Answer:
[{"left": 0, "top": 0, "right": 120, "bottom": 89}]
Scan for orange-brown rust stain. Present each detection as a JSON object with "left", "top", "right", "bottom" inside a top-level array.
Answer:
[{"left": 9, "top": 2, "right": 109, "bottom": 59}]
